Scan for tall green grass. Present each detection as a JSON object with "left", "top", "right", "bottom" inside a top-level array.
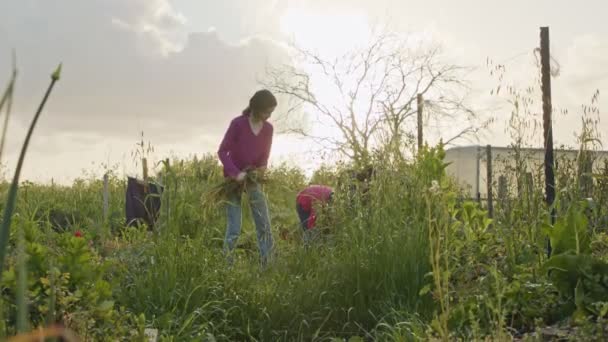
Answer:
[
  {"left": 4, "top": 139, "right": 608, "bottom": 340},
  {"left": 106, "top": 147, "right": 446, "bottom": 341},
  {"left": 0, "top": 62, "right": 62, "bottom": 339},
  {"left": 1, "top": 87, "right": 607, "bottom": 340}
]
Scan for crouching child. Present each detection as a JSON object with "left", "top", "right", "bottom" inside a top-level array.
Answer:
[{"left": 296, "top": 185, "right": 334, "bottom": 244}]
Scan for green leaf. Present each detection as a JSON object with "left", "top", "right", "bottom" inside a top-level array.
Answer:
[
  {"left": 572, "top": 307, "right": 590, "bottom": 324},
  {"left": 545, "top": 203, "right": 591, "bottom": 256},
  {"left": 574, "top": 279, "right": 585, "bottom": 309},
  {"left": 543, "top": 252, "right": 608, "bottom": 314},
  {"left": 542, "top": 253, "right": 587, "bottom": 297},
  {"left": 419, "top": 284, "right": 432, "bottom": 296},
  {"left": 600, "top": 303, "right": 608, "bottom": 318},
  {"left": 97, "top": 300, "right": 114, "bottom": 312}
]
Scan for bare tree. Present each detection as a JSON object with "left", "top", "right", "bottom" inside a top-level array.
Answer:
[{"left": 264, "top": 32, "right": 481, "bottom": 166}]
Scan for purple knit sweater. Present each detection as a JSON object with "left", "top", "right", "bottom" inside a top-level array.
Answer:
[{"left": 218, "top": 115, "right": 273, "bottom": 178}]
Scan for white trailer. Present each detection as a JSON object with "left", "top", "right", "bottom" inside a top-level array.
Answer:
[{"left": 444, "top": 145, "right": 608, "bottom": 199}]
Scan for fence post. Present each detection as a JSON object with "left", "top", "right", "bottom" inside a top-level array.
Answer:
[
  {"left": 486, "top": 145, "right": 494, "bottom": 219},
  {"left": 164, "top": 158, "right": 170, "bottom": 229},
  {"left": 417, "top": 94, "right": 424, "bottom": 152},
  {"left": 476, "top": 146, "right": 481, "bottom": 204},
  {"left": 541, "top": 26, "right": 556, "bottom": 256},
  {"left": 142, "top": 157, "right": 149, "bottom": 194},
  {"left": 498, "top": 175, "right": 508, "bottom": 202},
  {"left": 103, "top": 173, "right": 109, "bottom": 223}
]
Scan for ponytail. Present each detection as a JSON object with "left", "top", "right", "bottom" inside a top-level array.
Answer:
[{"left": 242, "top": 106, "right": 252, "bottom": 116}]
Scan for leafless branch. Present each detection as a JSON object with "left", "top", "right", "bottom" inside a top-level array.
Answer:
[{"left": 261, "top": 30, "right": 480, "bottom": 164}]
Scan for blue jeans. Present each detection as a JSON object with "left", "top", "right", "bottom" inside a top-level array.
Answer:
[
  {"left": 296, "top": 202, "right": 318, "bottom": 245},
  {"left": 296, "top": 202, "right": 311, "bottom": 230},
  {"left": 224, "top": 183, "right": 273, "bottom": 265}
]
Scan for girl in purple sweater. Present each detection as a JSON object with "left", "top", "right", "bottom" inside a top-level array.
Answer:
[{"left": 218, "top": 89, "right": 277, "bottom": 266}]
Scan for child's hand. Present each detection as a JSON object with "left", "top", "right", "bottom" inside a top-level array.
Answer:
[{"left": 235, "top": 171, "right": 247, "bottom": 182}]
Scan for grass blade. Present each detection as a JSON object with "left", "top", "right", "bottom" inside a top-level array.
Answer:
[
  {"left": 16, "top": 228, "right": 28, "bottom": 333},
  {"left": 0, "top": 63, "right": 62, "bottom": 283},
  {"left": 46, "top": 266, "right": 57, "bottom": 322},
  {"left": 0, "top": 51, "right": 17, "bottom": 159}
]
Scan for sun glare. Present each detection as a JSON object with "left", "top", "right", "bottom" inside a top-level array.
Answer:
[
  {"left": 279, "top": 7, "right": 374, "bottom": 140},
  {"left": 279, "top": 7, "right": 371, "bottom": 59}
]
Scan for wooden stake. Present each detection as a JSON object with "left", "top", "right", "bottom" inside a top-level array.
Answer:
[
  {"left": 475, "top": 146, "right": 481, "bottom": 203},
  {"left": 142, "top": 157, "right": 149, "bottom": 194},
  {"left": 103, "top": 173, "right": 109, "bottom": 222},
  {"left": 486, "top": 145, "right": 494, "bottom": 219},
  {"left": 498, "top": 175, "right": 508, "bottom": 203},
  {"left": 417, "top": 93, "right": 423, "bottom": 152},
  {"left": 541, "top": 26, "right": 556, "bottom": 256}
]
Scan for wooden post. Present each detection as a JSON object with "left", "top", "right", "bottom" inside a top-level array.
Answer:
[
  {"left": 476, "top": 146, "right": 481, "bottom": 204},
  {"left": 164, "top": 158, "right": 170, "bottom": 228},
  {"left": 103, "top": 173, "right": 109, "bottom": 223},
  {"left": 417, "top": 93, "right": 423, "bottom": 152},
  {"left": 142, "top": 157, "right": 149, "bottom": 194},
  {"left": 497, "top": 175, "right": 508, "bottom": 221},
  {"left": 486, "top": 145, "right": 494, "bottom": 219},
  {"left": 498, "top": 175, "right": 508, "bottom": 202},
  {"left": 525, "top": 172, "right": 534, "bottom": 202},
  {"left": 578, "top": 151, "right": 593, "bottom": 197},
  {"left": 541, "top": 26, "right": 556, "bottom": 256}
]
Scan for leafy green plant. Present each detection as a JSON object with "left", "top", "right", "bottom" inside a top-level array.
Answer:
[
  {"left": 544, "top": 200, "right": 592, "bottom": 256},
  {"left": 541, "top": 200, "right": 608, "bottom": 321}
]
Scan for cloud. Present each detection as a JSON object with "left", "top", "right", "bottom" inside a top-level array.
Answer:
[
  {"left": 1, "top": 1, "right": 606, "bottom": 183},
  {"left": 474, "top": 32, "right": 608, "bottom": 148},
  {"left": 548, "top": 34, "right": 608, "bottom": 146},
  {"left": 0, "top": 1, "right": 291, "bottom": 136},
  {"left": 0, "top": 0, "right": 292, "bottom": 182},
  {"left": 169, "top": 0, "right": 288, "bottom": 43},
  {"left": 560, "top": 34, "right": 608, "bottom": 97}
]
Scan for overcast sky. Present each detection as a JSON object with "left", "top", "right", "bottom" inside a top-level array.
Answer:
[{"left": 0, "top": 0, "right": 606, "bottom": 183}]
